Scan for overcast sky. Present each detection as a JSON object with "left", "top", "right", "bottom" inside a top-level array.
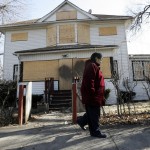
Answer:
[{"left": 0, "top": 0, "right": 150, "bottom": 57}]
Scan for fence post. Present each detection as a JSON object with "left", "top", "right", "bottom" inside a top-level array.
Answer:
[
  {"left": 18, "top": 85, "right": 25, "bottom": 125},
  {"left": 72, "top": 83, "right": 77, "bottom": 124}
]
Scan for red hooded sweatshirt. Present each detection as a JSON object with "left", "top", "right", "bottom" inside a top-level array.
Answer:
[{"left": 81, "top": 59, "right": 105, "bottom": 106}]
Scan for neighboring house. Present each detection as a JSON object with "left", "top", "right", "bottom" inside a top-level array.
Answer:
[
  {"left": 0, "top": 0, "right": 133, "bottom": 104},
  {"left": 129, "top": 54, "right": 150, "bottom": 101}
]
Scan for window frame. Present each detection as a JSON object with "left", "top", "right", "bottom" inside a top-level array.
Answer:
[{"left": 132, "top": 60, "right": 150, "bottom": 81}]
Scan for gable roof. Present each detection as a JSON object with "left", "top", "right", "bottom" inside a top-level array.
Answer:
[
  {"left": 37, "top": 0, "right": 98, "bottom": 22},
  {"left": 0, "top": 0, "right": 133, "bottom": 31}
]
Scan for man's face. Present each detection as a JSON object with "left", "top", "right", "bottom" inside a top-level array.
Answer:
[{"left": 95, "top": 57, "right": 102, "bottom": 65}]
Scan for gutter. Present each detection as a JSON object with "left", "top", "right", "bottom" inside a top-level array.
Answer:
[
  {"left": 0, "top": 17, "right": 133, "bottom": 32},
  {"left": 13, "top": 46, "right": 118, "bottom": 56}
]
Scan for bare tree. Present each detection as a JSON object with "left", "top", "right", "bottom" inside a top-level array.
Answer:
[
  {"left": 0, "top": 0, "right": 26, "bottom": 71},
  {"left": 130, "top": 1, "right": 150, "bottom": 32},
  {"left": 0, "top": 60, "right": 3, "bottom": 80},
  {"left": 0, "top": 0, "right": 26, "bottom": 24},
  {"left": 142, "top": 76, "right": 150, "bottom": 100}
]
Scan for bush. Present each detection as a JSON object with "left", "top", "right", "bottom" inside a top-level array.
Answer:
[
  {"left": 0, "top": 80, "right": 17, "bottom": 108},
  {"left": 0, "top": 80, "right": 17, "bottom": 126},
  {"left": 120, "top": 91, "right": 136, "bottom": 103},
  {"left": 104, "top": 88, "right": 111, "bottom": 100},
  {"left": 32, "top": 94, "right": 43, "bottom": 108}
]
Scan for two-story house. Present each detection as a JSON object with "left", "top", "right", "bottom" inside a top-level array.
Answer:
[{"left": 0, "top": 0, "right": 133, "bottom": 104}]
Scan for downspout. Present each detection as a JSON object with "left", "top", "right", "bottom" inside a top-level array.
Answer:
[
  {"left": 16, "top": 54, "right": 21, "bottom": 108},
  {"left": 17, "top": 54, "right": 21, "bottom": 83}
]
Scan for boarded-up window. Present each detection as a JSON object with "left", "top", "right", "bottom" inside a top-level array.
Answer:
[
  {"left": 77, "top": 23, "right": 90, "bottom": 44},
  {"left": 101, "top": 57, "right": 112, "bottom": 78},
  {"left": 72, "top": 57, "right": 111, "bottom": 78},
  {"left": 23, "top": 60, "right": 59, "bottom": 81},
  {"left": 59, "top": 59, "right": 72, "bottom": 90},
  {"left": 56, "top": 11, "right": 77, "bottom": 20},
  {"left": 59, "top": 24, "right": 75, "bottom": 44},
  {"left": 47, "top": 26, "right": 57, "bottom": 46},
  {"left": 99, "top": 27, "right": 117, "bottom": 36},
  {"left": 11, "top": 32, "right": 28, "bottom": 42},
  {"left": 132, "top": 61, "right": 144, "bottom": 80},
  {"left": 132, "top": 61, "right": 150, "bottom": 80}
]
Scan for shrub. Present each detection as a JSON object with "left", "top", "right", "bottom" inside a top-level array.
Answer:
[{"left": 0, "top": 80, "right": 17, "bottom": 108}]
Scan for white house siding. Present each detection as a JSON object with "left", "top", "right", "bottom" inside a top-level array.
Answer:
[
  {"left": 132, "top": 82, "right": 149, "bottom": 101},
  {"left": 45, "top": 14, "right": 56, "bottom": 21},
  {"left": 3, "top": 29, "right": 47, "bottom": 80},
  {"left": 105, "top": 79, "right": 117, "bottom": 104},
  {"left": 19, "top": 48, "right": 115, "bottom": 62},
  {"left": 90, "top": 22, "right": 130, "bottom": 80}
]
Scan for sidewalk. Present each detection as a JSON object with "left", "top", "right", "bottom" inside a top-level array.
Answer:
[{"left": 0, "top": 112, "right": 150, "bottom": 150}]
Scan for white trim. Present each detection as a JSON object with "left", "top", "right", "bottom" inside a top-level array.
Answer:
[
  {"left": 37, "top": 0, "right": 98, "bottom": 22},
  {"left": 15, "top": 47, "right": 117, "bottom": 56},
  {"left": 75, "top": 23, "right": 78, "bottom": 43}
]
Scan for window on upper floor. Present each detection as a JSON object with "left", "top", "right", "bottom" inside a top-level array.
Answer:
[
  {"left": 56, "top": 10, "right": 77, "bottom": 20},
  {"left": 11, "top": 32, "right": 28, "bottom": 42},
  {"left": 47, "top": 26, "right": 57, "bottom": 46},
  {"left": 46, "top": 23, "right": 90, "bottom": 46},
  {"left": 99, "top": 26, "right": 117, "bottom": 36},
  {"left": 77, "top": 23, "right": 90, "bottom": 44},
  {"left": 59, "top": 24, "right": 75, "bottom": 44},
  {"left": 132, "top": 61, "right": 150, "bottom": 80}
]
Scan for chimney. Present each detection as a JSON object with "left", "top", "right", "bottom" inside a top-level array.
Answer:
[{"left": 88, "top": 9, "right": 92, "bottom": 14}]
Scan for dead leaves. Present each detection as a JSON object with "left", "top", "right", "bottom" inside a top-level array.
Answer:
[{"left": 100, "top": 113, "right": 150, "bottom": 126}]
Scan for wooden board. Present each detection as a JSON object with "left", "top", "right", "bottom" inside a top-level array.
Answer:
[
  {"left": 58, "top": 59, "right": 72, "bottom": 90},
  {"left": 77, "top": 23, "right": 90, "bottom": 44},
  {"left": 56, "top": 11, "right": 77, "bottom": 20},
  {"left": 47, "top": 26, "right": 57, "bottom": 46},
  {"left": 99, "top": 27, "right": 117, "bottom": 36},
  {"left": 23, "top": 60, "right": 59, "bottom": 81},
  {"left": 59, "top": 24, "right": 75, "bottom": 44},
  {"left": 11, "top": 32, "right": 28, "bottom": 42}
]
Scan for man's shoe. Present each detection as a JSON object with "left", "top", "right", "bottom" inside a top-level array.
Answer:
[
  {"left": 91, "top": 133, "right": 107, "bottom": 138},
  {"left": 76, "top": 120, "right": 86, "bottom": 131}
]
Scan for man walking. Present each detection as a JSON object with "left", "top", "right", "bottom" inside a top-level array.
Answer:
[{"left": 77, "top": 52, "right": 106, "bottom": 138}]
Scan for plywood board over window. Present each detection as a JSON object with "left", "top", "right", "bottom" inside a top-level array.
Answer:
[
  {"left": 132, "top": 61, "right": 144, "bottom": 80},
  {"left": 11, "top": 32, "right": 28, "bottom": 42},
  {"left": 23, "top": 60, "right": 59, "bottom": 81},
  {"left": 77, "top": 23, "right": 90, "bottom": 44},
  {"left": 56, "top": 10, "right": 77, "bottom": 20},
  {"left": 59, "top": 24, "right": 75, "bottom": 44},
  {"left": 59, "top": 59, "right": 72, "bottom": 90},
  {"left": 101, "top": 57, "right": 112, "bottom": 78},
  {"left": 47, "top": 26, "right": 57, "bottom": 46},
  {"left": 99, "top": 27, "right": 117, "bottom": 36}
]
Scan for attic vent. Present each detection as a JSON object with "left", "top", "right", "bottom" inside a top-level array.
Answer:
[{"left": 88, "top": 9, "right": 92, "bottom": 14}]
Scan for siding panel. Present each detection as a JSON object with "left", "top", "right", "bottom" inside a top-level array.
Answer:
[{"left": 3, "top": 29, "right": 47, "bottom": 80}]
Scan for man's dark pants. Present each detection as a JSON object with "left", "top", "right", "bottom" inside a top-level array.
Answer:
[{"left": 78, "top": 105, "right": 101, "bottom": 135}]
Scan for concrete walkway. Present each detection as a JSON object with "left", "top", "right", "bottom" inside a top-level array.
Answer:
[{"left": 0, "top": 112, "right": 150, "bottom": 150}]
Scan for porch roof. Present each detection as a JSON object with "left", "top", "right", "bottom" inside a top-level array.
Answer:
[{"left": 14, "top": 44, "right": 118, "bottom": 55}]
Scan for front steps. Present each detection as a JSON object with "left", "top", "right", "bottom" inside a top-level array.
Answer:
[{"left": 49, "top": 90, "right": 72, "bottom": 111}]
